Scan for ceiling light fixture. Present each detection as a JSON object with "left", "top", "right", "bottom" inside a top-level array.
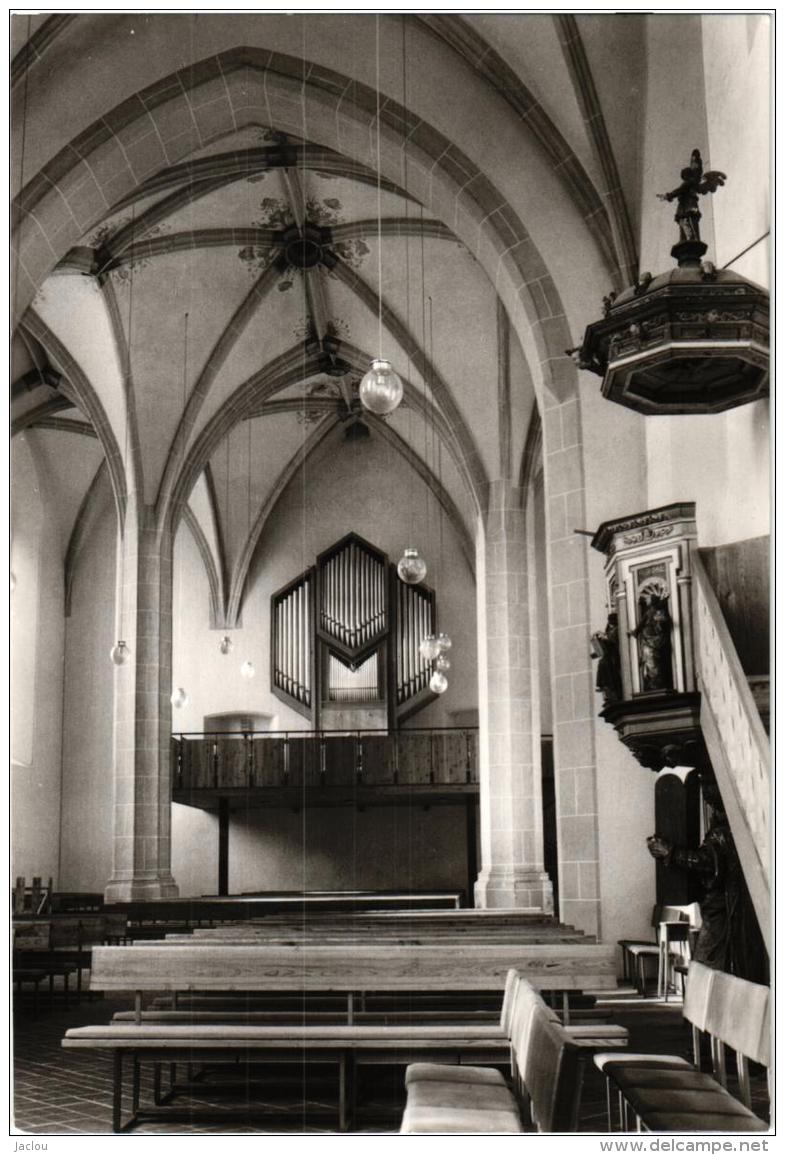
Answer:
[
  {"left": 397, "top": 546, "right": 427, "bottom": 585},
  {"left": 359, "top": 17, "right": 403, "bottom": 417}
]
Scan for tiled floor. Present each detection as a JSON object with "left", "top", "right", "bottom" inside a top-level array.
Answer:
[{"left": 11, "top": 985, "right": 770, "bottom": 1135}]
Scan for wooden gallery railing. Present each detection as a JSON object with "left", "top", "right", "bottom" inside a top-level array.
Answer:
[{"left": 172, "top": 729, "right": 479, "bottom": 793}]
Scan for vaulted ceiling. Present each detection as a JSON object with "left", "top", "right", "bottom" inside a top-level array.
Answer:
[{"left": 11, "top": 14, "right": 645, "bottom": 623}]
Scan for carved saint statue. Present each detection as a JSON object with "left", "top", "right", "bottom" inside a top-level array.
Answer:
[
  {"left": 657, "top": 149, "right": 727, "bottom": 246},
  {"left": 646, "top": 779, "right": 768, "bottom": 984},
  {"left": 592, "top": 612, "right": 622, "bottom": 704},
  {"left": 631, "top": 593, "right": 673, "bottom": 691}
]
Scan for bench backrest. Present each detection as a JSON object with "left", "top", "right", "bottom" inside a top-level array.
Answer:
[
  {"left": 703, "top": 965, "right": 770, "bottom": 1066},
  {"left": 508, "top": 975, "right": 580, "bottom": 1132},
  {"left": 681, "top": 959, "right": 716, "bottom": 1032},
  {"left": 89, "top": 942, "right": 616, "bottom": 993},
  {"left": 13, "top": 922, "right": 50, "bottom": 951}
]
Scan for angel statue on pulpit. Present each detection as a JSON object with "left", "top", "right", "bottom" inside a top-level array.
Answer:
[{"left": 657, "top": 149, "right": 726, "bottom": 245}]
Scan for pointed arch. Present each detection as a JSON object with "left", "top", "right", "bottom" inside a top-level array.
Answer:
[
  {"left": 64, "top": 458, "right": 111, "bottom": 616},
  {"left": 181, "top": 504, "right": 225, "bottom": 629},
  {"left": 21, "top": 310, "right": 128, "bottom": 532}
]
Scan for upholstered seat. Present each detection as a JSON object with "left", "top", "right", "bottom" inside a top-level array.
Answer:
[
  {"left": 400, "top": 1103, "right": 522, "bottom": 1133},
  {"left": 642, "top": 1112, "right": 768, "bottom": 1133},
  {"left": 405, "top": 1062, "right": 507, "bottom": 1087}
]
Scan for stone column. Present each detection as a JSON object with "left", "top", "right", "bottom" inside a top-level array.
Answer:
[
  {"left": 104, "top": 497, "right": 178, "bottom": 901},
  {"left": 474, "top": 480, "right": 553, "bottom": 910}
]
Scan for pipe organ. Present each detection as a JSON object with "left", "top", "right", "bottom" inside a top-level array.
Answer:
[
  {"left": 272, "top": 573, "right": 312, "bottom": 708},
  {"left": 271, "top": 533, "right": 437, "bottom": 725},
  {"left": 395, "top": 580, "right": 433, "bottom": 706}
]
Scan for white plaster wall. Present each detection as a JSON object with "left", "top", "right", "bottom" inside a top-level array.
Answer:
[
  {"left": 174, "top": 804, "right": 471, "bottom": 900},
  {"left": 639, "top": 14, "right": 770, "bottom": 549},
  {"left": 10, "top": 436, "right": 65, "bottom": 884},
  {"left": 59, "top": 494, "right": 116, "bottom": 891},
  {"left": 701, "top": 13, "right": 770, "bottom": 288}
]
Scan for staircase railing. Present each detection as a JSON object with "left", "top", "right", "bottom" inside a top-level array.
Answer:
[{"left": 692, "top": 552, "right": 771, "bottom": 952}]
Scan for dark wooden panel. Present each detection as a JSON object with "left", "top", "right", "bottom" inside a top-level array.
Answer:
[
  {"left": 323, "top": 736, "right": 356, "bottom": 785},
  {"left": 699, "top": 538, "right": 769, "bottom": 675},
  {"left": 654, "top": 769, "right": 702, "bottom": 906},
  {"left": 397, "top": 733, "right": 433, "bottom": 785},
  {"left": 216, "top": 740, "right": 248, "bottom": 789},
  {"left": 438, "top": 731, "right": 474, "bottom": 784},
  {"left": 182, "top": 739, "right": 213, "bottom": 789},
  {"left": 361, "top": 735, "right": 394, "bottom": 784},
  {"left": 286, "top": 737, "right": 322, "bottom": 787},
  {"left": 252, "top": 739, "right": 286, "bottom": 787},
  {"left": 466, "top": 732, "right": 479, "bottom": 784}
]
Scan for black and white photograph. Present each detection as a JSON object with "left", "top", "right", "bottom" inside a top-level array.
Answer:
[{"left": 9, "top": 8, "right": 772, "bottom": 1143}]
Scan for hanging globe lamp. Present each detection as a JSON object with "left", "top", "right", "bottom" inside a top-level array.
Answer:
[
  {"left": 435, "top": 654, "right": 451, "bottom": 672},
  {"left": 171, "top": 687, "right": 188, "bottom": 709},
  {"left": 419, "top": 635, "right": 441, "bottom": 662},
  {"left": 219, "top": 635, "right": 234, "bottom": 655},
  {"left": 240, "top": 660, "right": 255, "bottom": 680},
  {"left": 397, "top": 547, "right": 427, "bottom": 585},
  {"left": 429, "top": 671, "right": 449, "bottom": 695},
  {"left": 110, "top": 640, "right": 130, "bottom": 666},
  {"left": 359, "top": 358, "right": 404, "bottom": 415},
  {"left": 436, "top": 632, "right": 452, "bottom": 653}
]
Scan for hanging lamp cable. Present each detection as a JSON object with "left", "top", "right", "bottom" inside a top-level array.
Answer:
[
  {"left": 376, "top": 14, "right": 383, "bottom": 358},
  {"left": 402, "top": 16, "right": 415, "bottom": 541},
  {"left": 419, "top": 206, "right": 429, "bottom": 553}
]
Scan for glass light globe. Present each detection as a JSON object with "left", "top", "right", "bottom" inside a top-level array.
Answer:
[
  {"left": 110, "top": 640, "right": 130, "bottom": 666},
  {"left": 240, "top": 660, "right": 255, "bottom": 680},
  {"left": 219, "top": 635, "right": 234, "bottom": 655},
  {"left": 436, "top": 632, "right": 452, "bottom": 654},
  {"left": 429, "top": 671, "right": 449, "bottom": 695},
  {"left": 419, "top": 635, "right": 441, "bottom": 662},
  {"left": 171, "top": 687, "right": 188, "bottom": 709},
  {"left": 397, "top": 547, "right": 427, "bottom": 585},
  {"left": 359, "top": 358, "right": 404, "bottom": 415},
  {"left": 435, "top": 654, "right": 451, "bottom": 672}
]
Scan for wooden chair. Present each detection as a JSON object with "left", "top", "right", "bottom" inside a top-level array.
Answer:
[
  {"left": 594, "top": 962, "right": 769, "bottom": 1132},
  {"left": 400, "top": 976, "right": 585, "bottom": 1133}
]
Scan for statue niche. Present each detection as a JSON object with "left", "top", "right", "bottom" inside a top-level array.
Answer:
[{"left": 631, "top": 583, "right": 674, "bottom": 692}]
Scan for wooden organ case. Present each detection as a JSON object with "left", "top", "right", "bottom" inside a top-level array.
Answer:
[{"left": 272, "top": 534, "right": 437, "bottom": 728}]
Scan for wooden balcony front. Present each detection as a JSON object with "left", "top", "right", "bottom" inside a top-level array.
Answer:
[{"left": 172, "top": 728, "right": 479, "bottom": 811}]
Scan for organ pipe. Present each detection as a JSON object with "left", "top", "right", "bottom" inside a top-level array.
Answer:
[{"left": 274, "top": 538, "right": 437, "bottom": 714}]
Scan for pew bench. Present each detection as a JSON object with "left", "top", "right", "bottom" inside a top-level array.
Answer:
[
  {"left": 62, "top": 945, "right": 620, "bottom": 1131},
  {"left": 595, "top": 961, "right": 769, "bottom": 1132}
]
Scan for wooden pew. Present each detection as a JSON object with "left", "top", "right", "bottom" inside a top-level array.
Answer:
[
  {"left": 110, "top": 891, "right": 465, "bottom": 936},
  {"left": 62, "top": 946, "right": 618, "bottom": 1131},
  {"left": 595, "top": 962, "right": 769, "bottom": 1131},
  {"left": 83, "top": 940, "right": 617, "bottom": 1001},
  {"left": 13, "top": 921, "right": 80, "bottom": 1010}
]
